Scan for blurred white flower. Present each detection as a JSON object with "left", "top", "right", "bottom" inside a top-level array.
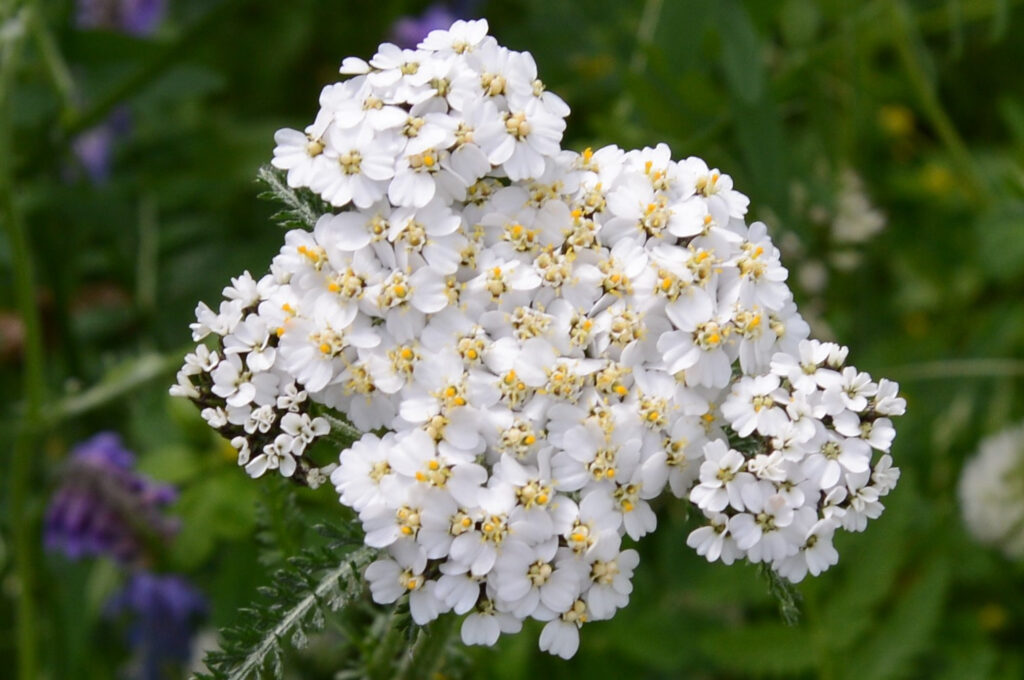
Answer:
[{"left": 959, "top": 422, "right": 1024, "bottom": 559}]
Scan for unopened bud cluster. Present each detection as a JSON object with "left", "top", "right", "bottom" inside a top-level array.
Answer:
[{"left": 172, "top": 19, "right": 905, "bottom": 659}]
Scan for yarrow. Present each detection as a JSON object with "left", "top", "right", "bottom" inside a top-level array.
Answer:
[
  {"left": 959, "top": 421, "right": 1024, "bottom": 560},
  {"left": 172, "top": 19, "right": 906, "bottom": 659}
]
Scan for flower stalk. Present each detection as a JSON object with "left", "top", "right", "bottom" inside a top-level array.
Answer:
[{"left": 2, "top": 4, "right": 44, "bottom": 679}]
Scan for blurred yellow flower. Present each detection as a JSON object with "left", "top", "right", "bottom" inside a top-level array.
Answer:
[
  {"left": 878, "top": 105, "right": 915, "bottom": 137},
  {"left": 978, "top": 603, "right": 1008, "bottom": 632},
  {"left": 920, "top": 162, "right": 954, "bottom": 196}
]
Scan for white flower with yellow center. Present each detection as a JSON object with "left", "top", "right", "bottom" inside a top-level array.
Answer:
[
  {"left": 683, "top": 156, "right": 750, "bottom": 222},
  {"left": 721, "top": 374, "right": 788, "bottom": 437},
  {"left": 536, "top": 597, "right": 589, "bottom": 660},
  {"left": 461, "top": 597, "right": 523, "bottom": 647},
  {"left": 367, "top": 43, "right": 432, "bottom": 90},
  {"left": 475, "top": 98, "right": 566, "bottom": 181},
  {"left": 314, "top": 126, "right": 397, "bottom": 209},
  {"left": 332, "top": 433, "right": 402, "bottom": 515},
  {"left": 420, "top": 19, "right": 491, "bottom": 55},
  {"left": 365, "top": 542, "right": 442, "bottom": 625},
  {"left": 321, "top": 78, "right": 407, "bottom": 132},
  {"left": 492, "top": 538, "right": 584, "bottom": 619},
  {"left": 583, "top": 547, "right": 639, "bottom": 620},
  {"left": 271, "top": 109, "right": 332, "bottom": 188},
  {"left": 687, "top": 512, "right": 741, "bottom": 565},
  {"left": 690, "top": 440, "right": 755, "bottom": 513},
  {"left": 658, "top": 294, "right": 735, "bottom": 388},
  {"left": 245, "top": 433, "right": 297, "bottom": 479}
]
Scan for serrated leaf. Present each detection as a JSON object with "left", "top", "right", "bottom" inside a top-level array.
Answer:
[
  {"left": 199, "top": 545, "right": 376, "bottom": 680},
  {"left": 310, "top": 608, "right": 326, "bottom": 631}
]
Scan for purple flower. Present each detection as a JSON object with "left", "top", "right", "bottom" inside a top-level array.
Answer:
[
  {"left": 70, "top": 108, "right": 131, "bottom": 183},
  {"left": 389, "top": 4, "right": 460, "bottom": 49},
  {"left": 76, "top": 0, "right": 165, "bottom": 36},
  {"left": 72, "top": 0, "right": 164, "bottom": 180},
  {"left": 72, "top": 124, "right": 117, "bottom": 183},
  {"left": 118, "top": 0, "right": 165, "bottom": 36},
  {"left": 106, "top": 571, "right": 207, "bottom": 680},
  {"left": 44, "top": 432, "right": 179, "bottom": 565}
]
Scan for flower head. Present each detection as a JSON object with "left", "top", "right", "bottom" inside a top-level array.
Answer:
[{"left": 172, "top": 18, "right": 905, "bottom": 659}]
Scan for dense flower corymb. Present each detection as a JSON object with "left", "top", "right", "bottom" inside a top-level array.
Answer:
[{"left": 172, "top": 18, "right": 905, "bottom": 659}]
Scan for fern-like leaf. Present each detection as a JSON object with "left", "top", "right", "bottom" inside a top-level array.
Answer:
[
  {"left": 308, "top": 404, "right": 363, "bottom": 448},
  {"left": 256, "top": 164, "right": 331, "bottom": 231},
  {"left": 195, "top": 543, "right": 377, "bottom": 680},
  {"left": 759, "top": 563, "right": 803, "bottom": 625}
]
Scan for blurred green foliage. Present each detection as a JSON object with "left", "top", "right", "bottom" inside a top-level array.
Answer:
[{"left": 3, "top": 0, "right": 1024, "bottom": 678}]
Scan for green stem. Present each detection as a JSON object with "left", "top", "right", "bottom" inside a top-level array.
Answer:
[
  {"left": 27, "top": 5, "right": 76, "bottom": 114},
  {"left": 2, "top": 4, "right": 43, "bottom": 680},
  {"left": 890, "top": 0, "right": 991, "bottom": 204},
  {"left": 136, "top": 195, "right": 159, "bottom": 331},
  {"left": 613, "top": 0, "right": 664, "bottom": 123},
  {"left": 366, "top": 607, "right": 410, "bottom": 680},
  {"left": 37, "top": 347, "right": 189, "bottom": 427},
  {"left": 917, "top": 0, "right": 1021, "bottom": 32},
  {"left": 312, "top": 406, "right": 364, "bottom": 444},
  {"left": 399, "top": 613, "right": 460, "bottom": 680},
  {"left": 885, "top": 358, "right": 1024, "bottom": 380}
]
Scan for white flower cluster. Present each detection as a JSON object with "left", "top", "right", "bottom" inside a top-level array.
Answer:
[
  {"left": 691, "top": 347, "right": 903, "bottom": 582},
  {"left": 172, "top": 19, "right": 906, "bottom": 659},
  {"left": 170, "top": 271, "right": 335, "bottom": 487},
  {"left": 959, "top": 421, "right": 1024, "bottom": 560}
]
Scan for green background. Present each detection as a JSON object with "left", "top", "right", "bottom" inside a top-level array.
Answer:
[{"left": 3, "top": 0, "right": 1024, "bottom": 677}]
